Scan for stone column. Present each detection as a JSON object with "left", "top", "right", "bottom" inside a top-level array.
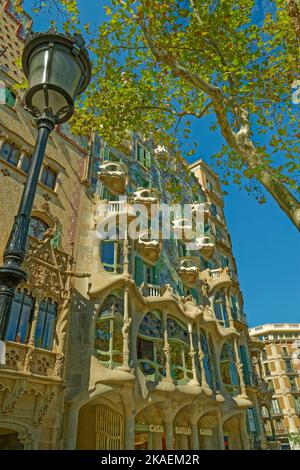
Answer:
[
  {"left": 164, "top": 422, "right": 174, "bottom": 450},
  {"left": 162, "top": 310, "right": 172, "bottom": 382},
  {"left": 64, "top": 402, "right": 79, "bottom": 450},
  {"left": 119, "top": 286, "right": 131, "bottom": 372},
  {"left": 240, "top": 413, "right": 251, "bottom": 450},
  {"left": 225, "top": 289, "right": 234, "bottom": 328},
  {"left": 197, "top": 325, "right": 209, "bottom": 389},
  {"left": 124, "top": 411, "right": 135, "bottom": 450},
  {"left": 188, "top": 323, "right": 199, "bottom": 385},
  {"left": 24, "top": 291, "right": 42, "bottom": 373},
  {"left": 233, "top": 338, "right": 247, "bottom": 396},
  {"left": 191, "top": 424, "right": 200, "bottom": 450},
  {"left": 217, "top": 412, "right": 225, "bottom": 450}
]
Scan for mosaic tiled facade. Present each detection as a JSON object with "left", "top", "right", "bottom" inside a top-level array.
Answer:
[{"left": 0, "top": 0, "right": 277, "bottom": 451}]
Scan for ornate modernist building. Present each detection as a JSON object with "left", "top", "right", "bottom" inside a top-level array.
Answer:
[
  {"left": 249, "top": 323, "right": 300, "bottom": 450},
  {"left": 0, "top": 0, "right": 272, "bottom": 450}
]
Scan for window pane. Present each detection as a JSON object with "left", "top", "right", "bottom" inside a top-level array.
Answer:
[
  {"left": 5, "top": 293, "right": 23, "bottom": 342},
  {"left": 21, "top": 155, "right": 31, "bottom": 173},
  {"left": 42, "top": 307, "right": 56, "bottom": 350},
  {"left": 0, "top": 142, "right": 12, "bottom": 161},
  {"left": 29, "top": 217, "right": 49, "bottom": 241},
  {"left": 101, "top": 241, "right": 115, "bottom": 266},
  {"left": 35, "top": 302, "right": 47, "bottom": 348}
]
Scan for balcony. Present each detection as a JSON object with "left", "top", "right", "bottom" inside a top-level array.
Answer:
[
  {"left": 192, "top": 202, "right": 210, "bottom": 223},
  {"left": 290, "top": 385, "right": 300, "bottom": 394},
  {"left": 2, "top": 341, "right": 62, "bottom": 379},
  {"left": 98, "top": 161, "right": 128, "bottom": 195},
  {"left": 199, "top": 267, "right": 231, "bottom": 295},
  {"left": 215, "top": 234, "right": 231, "bottom": 250},
  {"left": 285, "top": 367, "right": 298, "bottom": 375},
  {"left": 271, "top": 409, "right": 284, "bottom": 418},
  {"left": 133, "top": 187, "right": 159, "bottom": 208},
  {"left": 231, "top": 308, "right": 248, "bottom": 326},
  {"left": 172, "top": 218, "right": 194, "bottom": 242},
  {"left": 139, "top": 283, "right": 161, "bottom": 297},
  {"left": 196, "top": 236, "right": 215, "bottom": 259},
  {"left": 137, "top": 230, "right": 161, "bottom": 265},
  {"left": 178, "top": 257, "right": 199, "bottom": 286}
]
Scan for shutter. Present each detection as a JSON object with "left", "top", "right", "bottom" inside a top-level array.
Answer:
[
  {"left": 152, "top": 265, "right": 159, "bottom": 285},
  {"left": 135, "top": 256, "right": 143, "bottom": 286},
  {"left": 146, "top": 150, "right": 151, "bottom": 168}
]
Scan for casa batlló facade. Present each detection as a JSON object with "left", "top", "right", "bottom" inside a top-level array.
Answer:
[{"left": 0, "top": 0, "right": 275, "bottom": 451}]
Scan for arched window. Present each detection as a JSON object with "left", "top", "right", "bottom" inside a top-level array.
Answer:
[
  {"left": 220, "top": 342, "right": 240, "bottom": 396},
  {"left": 101, "top": 241, "right": 124, "bottom": 274},
  {"left": 35, "top": 298, "right": 57, "bottom": 350},
  {"left": 5, "top": 288, "right": 34, "bottom": 343},
  {"left": 29, "top": 217, "right": 49, "bottom": 241},
  {"left": 137, "top": 311, "right": 165, "bottom": 381},
  {"left": 214, "top": 291, "right": 229, "bottom": 327},
  {"left": 95, "top": 294, "right": 124, "bottom": 368},
  {"left": 200, "top": 330, "right": 213, "bottom": 388},
  {"left": 167, "top": 317, "right": 192, "bottom": 384}
]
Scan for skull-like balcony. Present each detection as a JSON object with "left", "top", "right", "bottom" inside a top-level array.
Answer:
[
  {"left": 196, "top": 236, "right": 215, "bottom": 259},
  {"left": 172, "top": 218, "right": 194, "bottom": 242},
  {"left": 98, "top": 161, "right": 128, "bottom": 196},
  {"left": 192, "top": 203, "right": 210, "bottom": 224},
  {"left": 137, "top": 230, "right": 161, "bottom": 265},
  {"left": 133, "top": 187, "right": 159, "bottom": 209},
  {"left": 178, "top": 257, "right": 199, "bottom": 286},
  {"left": 199, "top": 267, "right": 231, "bottom": 295}
]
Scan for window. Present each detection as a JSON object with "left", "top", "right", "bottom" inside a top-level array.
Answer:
[
  {"left": 285, "top": 359, "right": 293, "bottom": 372},
  {"left": 220, "top": 342, "right": 240, "bottom": 395},
  {"left": 167, "top": 317, "right": 192, "bottom": 384},
  {"left": 20, "top": 154, "right": 31, "bottom": 173},
  {"left": 214, "top": 291, "right": 228, "bottom": 327},
  {"left": 0, "top": 84, "right": 16, "bottom": 107},
  {"left": 0, "top": 141, "right": 20, "bottom": 167},
  {"left": 29, "top": 217, "right": 49, "bottom": 241},
  {"left": 294, "top": 397, "right": 300, "bottom": 413},
  {"left": 271, "top": 399, "right": 281, "bottom": 415},
  {"left": 137, "top": 143, "right": 151, "bottom": 169},
  {"left": 264, "top": 363, "right": 271, "bottom": 376},
  {"left": 134, "top": 256, "right": 159, "bottom": 286},
  {"left": 41, "top": 165, "right": 57, "bottom": 190},
  {"left": 239, "top": 344, "right": 252, "bottom": 385},
  {"left": 178, "top": 241, "right": 188, "bottom": 258},
  {"left": 275, "top": 419, "right": 284, "bottom": 432},
  {"left": 104, "top": 146, "right": 120, "bottom": 162},
  {"left": 137, "top": 311, "right": 165, "bottom": 381},
  {"left": 5, "top": 288, "right": 34, "bottom": 343},
  {"left": 210, "top": 203, "right": 217, "bottom": 217},
  {"left": 137, "top": 173, "right": 150, "bottom": 188},
  {"left": 247, "top": 408, "right": 259, "bottom": 434},
  {"left": 35, "top": 298, "right": 57, "bottom": 350},
  {"left": 221, "top": 255, "right": 230, "bottom": 269},
  {"left": 95, "top": 294, "right": 124, "bottom": 367},
  {"left": 101, "top": 240, "right": 123, "bottom": 274}
]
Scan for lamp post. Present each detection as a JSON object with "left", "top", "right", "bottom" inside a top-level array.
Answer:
[{"left": 0, "top": 31, "right": 91, "bottom": 339}]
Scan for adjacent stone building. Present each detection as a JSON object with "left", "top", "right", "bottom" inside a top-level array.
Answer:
[
  {"left": 249, "top": 323, "right": 300, "bottom": 449},
  {"left": 0, "top": 0, "right": 272, "bottom": 450}
]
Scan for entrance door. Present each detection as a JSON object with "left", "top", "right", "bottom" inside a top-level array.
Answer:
[{"left": 95, "top": 405, "right": 124, "bottom": 450}]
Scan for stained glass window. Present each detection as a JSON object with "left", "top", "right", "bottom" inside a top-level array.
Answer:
[
  {"left": 137, "top": 311, "right": 165, "bottom": 381},
  {"left": 35, "top": 299, "right": 57, "bottom": 350},
  {"left": 95, "top": 295, "right": 124, "bottom": 368},
  {"left": 214, "top": 290, "right": 229, "bottom": 327},
  {"left": 5, "top": 288, "right": 34, "bottom": 344},
  {"left": 29, "top": 217, "right": 49, "bottom": 241},
  {"left": 167, "top": 317, "right": 191, "bottom": 384},
  {"left": 220, "top": 342, "right": 240, "bottom": 395}
]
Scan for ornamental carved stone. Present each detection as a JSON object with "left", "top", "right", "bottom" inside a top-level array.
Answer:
[
  {"left": 34, "top": 385, "right": 56, "bottom": 426},
  {"left": 2, "top": 379, "right": 27, "bottom": 414},
  {"left": 54, "top": 354, "right": 65, "bottom": 379}
]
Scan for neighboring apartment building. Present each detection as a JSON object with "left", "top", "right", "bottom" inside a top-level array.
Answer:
[
  {"left": 0, "top": 0, "right": 271, "bottom": 451},
  {"left": 249, "top": 323, "right": 300, "bottom": 449}
]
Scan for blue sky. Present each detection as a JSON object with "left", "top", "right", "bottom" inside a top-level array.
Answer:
[{"left": 24, "top": 0, "right": 300, "bottom": 327}]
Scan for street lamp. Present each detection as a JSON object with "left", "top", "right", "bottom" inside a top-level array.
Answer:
[{"left": 0, "top": 31, "right": 91, "bottom": 339}]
